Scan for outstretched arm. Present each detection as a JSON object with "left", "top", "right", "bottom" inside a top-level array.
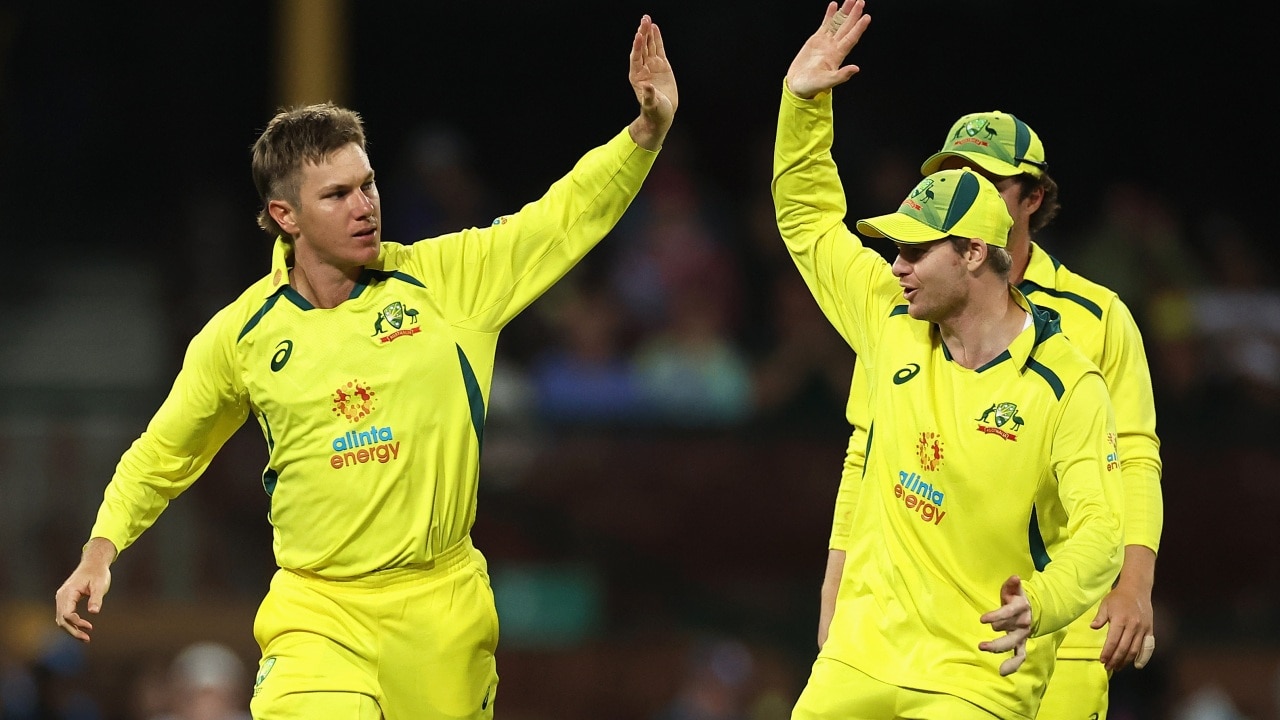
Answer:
[
  {"left": 785, "top": 0, "right": 871, "bottom": 100},
  {"left": 627, "top": 15, "right": 678, "bottom": 151}
]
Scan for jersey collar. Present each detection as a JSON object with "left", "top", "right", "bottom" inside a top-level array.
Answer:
[
  {"left": 1018, "top": 241, "right": 1059, "bottom": 293},
  {"left": 261, "top": 236, "right": 402, "bottom": 299},
  {"left": 1005, "top": 285, "right": 1063, "bottom": 370},
  {"left": 263, "top": 236, "right": 293, "bottom": 298}
]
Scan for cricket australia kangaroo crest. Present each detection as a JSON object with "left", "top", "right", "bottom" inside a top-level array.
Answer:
[{"left": 373, "top": 301, "right": 421, "bottom": 343}]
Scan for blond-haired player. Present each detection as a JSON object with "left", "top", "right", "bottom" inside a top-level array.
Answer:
[{"left": 54, "top": 15, "right": 677, "bottom": 719}]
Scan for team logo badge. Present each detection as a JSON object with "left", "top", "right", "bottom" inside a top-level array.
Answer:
[
  {"left": 957, "top": 117, "right": 998, "bottom": 141},
  {"left": 332, "top": 380, "right": 377, "bottom": 423},
  {"left": 916, "top": 431, "right": 944, "bottom": 472},
  {"left": 976, "top": 401, "right": 1024, "bottom": 441},
  {"left": 372, "top": 301, "right": 422, "bottom": 343},
  {"left": 253, "top": 657, "right": 276, "bottom": 697}
]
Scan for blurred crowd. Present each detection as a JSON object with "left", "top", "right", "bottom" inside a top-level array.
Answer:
[{"left": 2, "top": 120, "right": 1279, "bottom": 719}]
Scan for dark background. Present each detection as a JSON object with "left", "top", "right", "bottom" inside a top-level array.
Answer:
[{"left": 1, "top": 1, "right": 1275, "bottom": 719}]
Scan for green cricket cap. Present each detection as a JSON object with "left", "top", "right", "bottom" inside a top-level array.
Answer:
[
  {"left": 920, "top": 111, "right": 1047, "bottom": 178},
  {"left": 856, "top": 169, "right": 1013, "bottom": 247}
]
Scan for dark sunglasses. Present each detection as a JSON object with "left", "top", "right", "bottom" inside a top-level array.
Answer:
[{"left": 894, "top": 239, "right": 949, "bottom": 264}]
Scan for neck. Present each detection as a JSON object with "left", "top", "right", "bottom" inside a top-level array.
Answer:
[
  {"left": 1007, "top": 228, "right": 1034, "bottom": 285},
  {"left": 289, "top": 248, "right": 360, "bottom": 309},
  {"left": 937, "top": 285, "right": 1027, "bottom": 370}
]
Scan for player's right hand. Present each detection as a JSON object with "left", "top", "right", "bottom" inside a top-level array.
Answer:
[
  {"left": 54, "top": 540, "right": 115, "bottom": 643},
  {"left": 979, "top": 575, "right": 1033, "bottom": 676}
]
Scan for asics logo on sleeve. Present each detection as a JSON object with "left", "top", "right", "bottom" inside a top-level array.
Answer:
[{"left": 893, "top": 363, "right": 921, "bottom": 384}]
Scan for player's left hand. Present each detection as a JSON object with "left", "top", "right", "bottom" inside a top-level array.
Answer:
[
  {"left": 785, "top": 0, "right": 872, "bottom": 100},
  {"left": 627, "top": 14, "right": 677, "bottom": 150},
  {"left": 979, "top": 575, "right": 1033, "bottom": 676},
  {"left": 1093, "top": 581, "right": 1156, "bottom": 671}
]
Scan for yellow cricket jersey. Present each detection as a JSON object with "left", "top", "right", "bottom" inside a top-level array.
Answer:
[
  {"left": 1017, "top": 243, "right": 1163, "bottom": 656},
  {"left": 828, "top": 236, "right": 1163, "bottom": 663},
  {"left": 774, "top": 85, "right": 1124, "bottom": 720},
  {"left": 89, "top": 128, "right": 658, "bottom": 578}
]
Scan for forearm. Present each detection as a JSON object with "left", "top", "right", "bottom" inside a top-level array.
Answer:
[
  {"left": 1116, "top": 544, "right": 1157, "bottom": 594},
  {"left": 818, "top": 549, "right": 845, "bottom": 648}
]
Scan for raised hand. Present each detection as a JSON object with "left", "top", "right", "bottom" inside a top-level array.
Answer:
[
  {"left": 628, "top": 14, "right": 678, "bottom": 150},
  {"left": 979, "top": 575, "right": 1033, "bottom": 676},
  {"left": 786, "top": 0, "right": 872, "bottom": 100}
]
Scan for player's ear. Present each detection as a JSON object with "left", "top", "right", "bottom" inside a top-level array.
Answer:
[
  {"left": 966, "top": 238, "right": 988, "bottom": 270},
  {"left": 269, "top": 199, "right": 299, "bottom": 237},
  {"left": 1024, "top": 185, "right": 1044, "bottom": 214}
]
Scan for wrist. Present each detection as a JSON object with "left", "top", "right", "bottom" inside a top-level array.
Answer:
[
  {"left": 627, "top": 116, "right": 668, "bottom": 152},
  {"left": 81, "top": 537, "right": 118, "bottom": 566}
]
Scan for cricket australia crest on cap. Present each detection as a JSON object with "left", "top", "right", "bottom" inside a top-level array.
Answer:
[
  {"left": 921, "top": 111, "right": 1047, "bottom": 178},
  {"left": 855, "top": 169, "right": 1013, "bottom": 246}
]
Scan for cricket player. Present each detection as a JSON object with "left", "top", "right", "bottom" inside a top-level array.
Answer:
[
  {"left": 775, "top": 3, "right": 1124, "bottom": 718},
  {"left": 53, "top": 15, "right": 677, "bottom": 720},
  {"left": 817, "top": 108, "right": 1163, "bottom": 720}
]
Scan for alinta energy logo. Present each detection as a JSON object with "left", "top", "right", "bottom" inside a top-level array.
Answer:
[
  {"left": 894, "top": 469, "right": 946, "bottom": 526},
  {"left": 975, "top": 401, "right": 1024, "bottom": 441},
  {"left": 372, "top": 301, "right": 421, "bottom": 343},
  {"left": 1105, "top": 432, "right": 1119, "bottom": 472},
  {"left": 329, "top": 380, "right": 401, "bottom": 470}
]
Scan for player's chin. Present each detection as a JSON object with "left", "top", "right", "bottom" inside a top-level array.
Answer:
[{"left": 350, "top": 236, "right": 380, "bottom": 262}]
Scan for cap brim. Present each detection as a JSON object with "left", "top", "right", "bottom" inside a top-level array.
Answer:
[
  {"left": 920, "top": 150, "right": 1022, "bottom": 178},
  {"left": 856, "top": 213, "right": 948, "bottom": 243}
]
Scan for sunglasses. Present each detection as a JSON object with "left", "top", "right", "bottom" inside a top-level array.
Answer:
[{"left": 894, "top": 239, "right": 950, "bottom": 264}]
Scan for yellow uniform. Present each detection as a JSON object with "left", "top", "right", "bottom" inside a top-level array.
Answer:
[
  {"left": 831, "top": 107, "right": 1163, "bottom": 718},
  {"left": 829, "top": 248, "right": 1163, "bottom": 718},
  {"left": 774, "top": 84, "right": 1124, "bottom": 720},
  {"left": 87, "top": 128, "right": 658, "bottom": 718}
]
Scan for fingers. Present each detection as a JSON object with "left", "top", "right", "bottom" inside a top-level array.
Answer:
[
  {"left": 1000, "top": 574, "right": 1023, "bottom": 600},
  {"left": 650, "top": 18, "right": 666, "bottom": 59},
  {"left": 1089, "top": 606, "right": 1108, "bottom": 630},
  {"left": 819, "top": 1, "right": 840, "bottom": 33},
  {"left": 824, "top": 0, "right": 869, "bottom": 44},
  {"left": 999, "top": 642, "right": 1027, "bottom": 676},
  {"left": 639, "top": 83, "right": 657, "bottom": 110},
  {"left": 56, "top": 611, "right": 94, "bottom": 643},
  {"left": 54, "top": 588, "right": 95, "bottom": 643},
  {"left": 1102, "top": 623, "right": 1144, "bottom": 671},
  {"left": 979, "top": 626, "right": 1029, "bottom": 655},
  {"left": 979, "top": 601, "right": 1030, "bottom": 630},
  {"left": 630, "top": 20, "right": 646, "bottom": 66},
  {"left": 1135, "top": 634, "right": 1156, "bottom": 669}
]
